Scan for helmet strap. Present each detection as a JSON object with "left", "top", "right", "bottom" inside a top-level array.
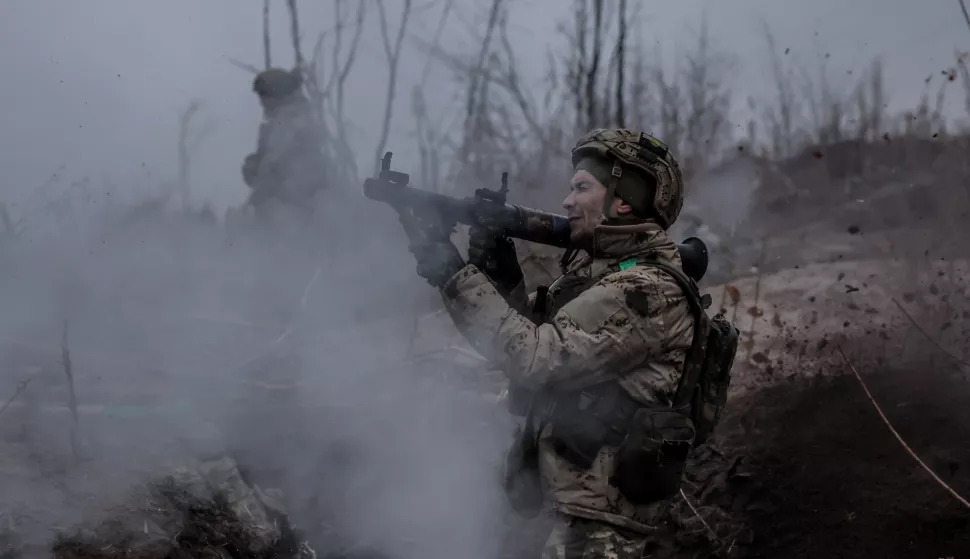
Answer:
[{"left": 601, "top": 161, "right": 623, "bottom": 222}]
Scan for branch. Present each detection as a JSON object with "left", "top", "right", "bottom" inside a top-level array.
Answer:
[
  {"left": 497, "top": 15, "right": 545, "bottom": 142},
  {"left": 228, "top": 58, "right": 261, "bottom": 75},
  {"left": 373, "top": 0, "right": 414, "bottom": 174},
  {"left": 336, "top": 2, "right": 366, "bottom": 142},
  {"left": 419, "top": 0, "right": 456, "bottom": 86}
]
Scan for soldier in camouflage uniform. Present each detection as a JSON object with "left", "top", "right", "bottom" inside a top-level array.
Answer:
[
  {"left": 242, "top": 68, "right": 327, "bottom": 221},
  {"left": 407, "top": 129, "right": 697, "bottom": 558}
]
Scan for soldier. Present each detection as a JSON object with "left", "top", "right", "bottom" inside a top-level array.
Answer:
[
  {"left": 407, "top": 129, "right": 699, "bottom": 558},
  {"left": 242, "top": 67, "right": 327, "bottom": 222}
]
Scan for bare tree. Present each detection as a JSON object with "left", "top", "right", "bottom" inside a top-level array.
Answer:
[
  {"left": 615, "top": 0, "right": 627, "bottom": 127},
  {"left": 411, "top": 0, "right": 457, "bottom": 191},
  {"left": 177, "top": 100, "right": 203, "bottom": 211},
  {"left": 956, "top": 51, "right": 970, "bottom": 119},
  {"left": 299, "top": 1, "right": 367, "bottom": 188},
  {"left": 761, "top": 24, "right": 799, "bottom": 158},
  {"left": 585, "top": 0, "right": 604, "bottom": 131},
  {"left": 263, "top": 0, "right": 272, "bottom": 69},
  {"left": 372, "top": 0, "right": 414, "bottom": 175}
]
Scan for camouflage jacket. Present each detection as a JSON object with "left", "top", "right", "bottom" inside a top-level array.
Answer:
[
  {"left": 245, "top": 97, "right": 327, "bottom": 205},
  {"left": 440, "top": 221, "right": 695, "bottom": 534}
]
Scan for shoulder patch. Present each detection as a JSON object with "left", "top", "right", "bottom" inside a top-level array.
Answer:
[{"left": 624, "top": 290, "right": 651, "bottom": 317}]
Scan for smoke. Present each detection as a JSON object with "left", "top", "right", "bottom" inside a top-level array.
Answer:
[
  {"left": 0, "top": 186, "right": 515, "bottom": 559},
  {"left": 679, "top": 158, "right": 762, "bottom": 238}
]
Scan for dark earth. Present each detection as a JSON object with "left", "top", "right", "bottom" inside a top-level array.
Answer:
[{"left": 726, "top": 360, "right": 970, "bottom": 558}]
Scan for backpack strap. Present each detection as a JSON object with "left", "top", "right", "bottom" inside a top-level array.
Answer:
[{"left": 625, "top": 259, "right": 711, "bottom": 409}]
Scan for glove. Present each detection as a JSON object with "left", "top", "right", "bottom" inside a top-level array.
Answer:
[
  {"left": 409, "top": 239, "right": 466, "bottom": 288},
  {"left": 467, "top": 223, "right": 523, "bottom": 294}
]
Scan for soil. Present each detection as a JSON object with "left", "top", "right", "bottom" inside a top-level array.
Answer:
[{"left": 722, "top": 362, "right": 970, "bottom": 558}]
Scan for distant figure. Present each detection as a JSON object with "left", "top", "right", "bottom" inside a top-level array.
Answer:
[{"left": 242, "top": 67, "right": 327, "bottom": 223}]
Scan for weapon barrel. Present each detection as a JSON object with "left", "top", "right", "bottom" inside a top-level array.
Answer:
[{"left": 363, "top": 178, "right": 572, "bottom": 248}]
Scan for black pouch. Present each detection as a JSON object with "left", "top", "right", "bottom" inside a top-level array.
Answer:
[
  {"left": 549, "top": 414, "right": 618, "bottom": 470},
  {"left": 546, "top": 386, "right": 633, "bottom": 470},
  {"left": 609, "top": 408, "right": 695, "bottom": 504},
  {"left": 503, "top": 419, "right": 544, "bottom": 518}
]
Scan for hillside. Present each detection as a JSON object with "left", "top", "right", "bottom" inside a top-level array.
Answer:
[{"left": 1, "top": 137, "right": 968, "bottom": 558}]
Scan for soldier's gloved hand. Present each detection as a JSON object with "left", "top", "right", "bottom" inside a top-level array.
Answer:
[
  {"left": 409, "top": 239, "right": 466, "bottom": 289},
  {"left": 468, "top": 223, "right": 523, "bottom": 294}
]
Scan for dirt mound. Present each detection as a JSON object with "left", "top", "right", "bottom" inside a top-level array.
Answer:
[
  {"left": 52, "top": 485, "right": 306, "bottom": 559},
  {"left": 720, "top": 363, "right": 970, "bottom": 558},
  {"left": 47, "top": 457, "right": 314, "bottom": 559}
]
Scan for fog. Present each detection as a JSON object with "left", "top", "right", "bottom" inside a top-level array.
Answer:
[
  {"left": 2, "top": 1, "right": 966, "bottom": 213},
  {"left": 0, "top": 1, "right": 968, "bottom": 558},
  {"left": 0, "top": 191, "right": 515, "bottom": 558}
]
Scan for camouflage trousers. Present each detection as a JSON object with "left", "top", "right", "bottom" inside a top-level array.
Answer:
[{"left": 540, "top": 514, "right": 680, "bottom": 559}]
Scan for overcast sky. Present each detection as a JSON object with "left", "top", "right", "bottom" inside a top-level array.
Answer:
[{"left": 1, "top": 0, "right": 967, "bottom": 214}]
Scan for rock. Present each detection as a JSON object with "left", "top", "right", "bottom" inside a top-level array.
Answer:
[{"left": 51, "top": 455, "right": 314, "bottom": 559}]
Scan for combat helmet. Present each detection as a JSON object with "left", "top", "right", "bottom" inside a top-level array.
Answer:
[
  {"left": 571, "top": 128, "right": 685, "bottom": 229},
  {"left": 252, "top": 67, "right": 303, "bottom": 99}
]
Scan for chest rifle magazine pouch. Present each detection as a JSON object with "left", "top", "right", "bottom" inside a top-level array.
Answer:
[
  {"left": 610, "top": 407, "right": 695, "bottom": 504},
  {"left": 503, "top": 417, "right": 543, "bottom": 518}
]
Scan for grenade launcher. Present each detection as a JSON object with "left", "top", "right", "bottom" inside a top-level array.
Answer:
[{"left": 363, "top": 152, "right": 709, "bottom": 282}]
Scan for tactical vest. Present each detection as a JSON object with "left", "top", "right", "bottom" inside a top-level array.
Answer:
[{"left": 505, "top": 254, "right": 739, "bottom": 509}]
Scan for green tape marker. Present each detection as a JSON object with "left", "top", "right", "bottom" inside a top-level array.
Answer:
[{"left": 618, "top": 258, "right": 638, "bottom": 271}]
